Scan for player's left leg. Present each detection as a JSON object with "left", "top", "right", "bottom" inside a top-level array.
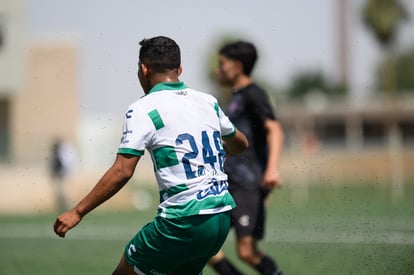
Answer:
[
  {"left": 171, "top": 211, "right": 232, "bottom": 275},
  {"left": 248, "top": 193, "right": 283, "bottom": 275},
  {"left": 254, "top": 253, "right": 283, "bottom": 275},
  {"left": 112, "top": 254, "right": 139, "bottom": 275}
]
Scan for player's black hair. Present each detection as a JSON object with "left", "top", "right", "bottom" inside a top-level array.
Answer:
[
  {"left": 219, "top": 41, "right": 257, "bottom": 76},
  {"left": 139, "top": 36, "right": 181, "bottom": 73}
]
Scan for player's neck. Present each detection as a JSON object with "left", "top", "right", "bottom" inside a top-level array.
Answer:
[
  {"left": 233, "top": 75, "right": 252, "bottom": 90},
  {"left": 150, "top": 72, "right": 181, "bottom": 87}
]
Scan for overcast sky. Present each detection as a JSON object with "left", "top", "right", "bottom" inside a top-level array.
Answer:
[{"left": 28, "top": 0, "right": 414, "bottom": 117}]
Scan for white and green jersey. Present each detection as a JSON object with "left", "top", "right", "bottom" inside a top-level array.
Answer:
[{"left": 118, "top": 82, "right": 236, "bottom": 218}]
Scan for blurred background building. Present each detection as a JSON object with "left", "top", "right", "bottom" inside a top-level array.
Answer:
[
  {"left": 1, "top": 0, "right": 413, "bottom": 213},
  {"left": 1, "top": 1, "right": 79, "bottom": 163}
]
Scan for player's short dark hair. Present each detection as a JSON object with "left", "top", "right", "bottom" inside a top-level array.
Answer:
[
  {"left": 139, "top": 36, "right": 181, "bottom": 73},
  {"left": 219, "top": 41, "right": 258, "bottom": 76}
]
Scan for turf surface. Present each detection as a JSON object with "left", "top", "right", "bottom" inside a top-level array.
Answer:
[{"left": 1, "top": 183, "right": 413, "bottom": 274}]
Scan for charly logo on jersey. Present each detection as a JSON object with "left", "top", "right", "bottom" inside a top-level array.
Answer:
[
  {"left": 196, "top": 178, "right": 228, "bottom": 200},
  {"left": 125, "top": 109, "right": 133, "bottom": 119}
]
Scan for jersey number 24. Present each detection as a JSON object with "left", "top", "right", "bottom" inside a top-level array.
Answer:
[{"left": 176, "top": 130, "right": 225, "bottom": 179}]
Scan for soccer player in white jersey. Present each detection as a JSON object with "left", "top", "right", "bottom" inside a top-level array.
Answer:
[{"left": 53, "top": 36, "right": 248, "bottom": 275}]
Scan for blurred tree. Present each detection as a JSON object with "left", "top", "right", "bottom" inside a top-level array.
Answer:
[
  {"left": 362, "top": 0, "right": 408, "bottom": 94},
  {"left": 376, "top": 47, "right": 414, "bottom": 93},
  {"left": 362, "top": 0, "right": 409, "bottom": 198},
  {"left": 362, "top": 0, "right": 407, "bottom": 47},
  {"left": 285, "top": 70, "right": 345, "bottom": 100}
]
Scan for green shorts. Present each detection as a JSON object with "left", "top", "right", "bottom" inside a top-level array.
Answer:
[{"left": 124, "top": 211, "right": 231, "bottom": 275}]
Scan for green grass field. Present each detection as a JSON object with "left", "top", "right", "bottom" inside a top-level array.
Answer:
[{"left": 1, "top": 182, "right": 414, "bottom": 275}]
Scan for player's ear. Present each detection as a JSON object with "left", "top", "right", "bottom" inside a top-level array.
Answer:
[
  {"left": 177, "top": 64, "right": 183, "bottom": 76},
  {"left": 140, "top": 63, "right": 149, "bottom": 77},
  {"left": 234, "top": 60, "right": 244, "bottom": 75}
]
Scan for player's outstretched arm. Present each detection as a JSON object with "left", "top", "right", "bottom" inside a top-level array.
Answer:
[
  {"left": 53, "top": 153, "right": 140, "bottom": 238},
  {"left": 262, "top": 119, "right": 284, "bottom": 189},
  {"left": 223, "top": 128, "right": 248, "bottom": 155}
]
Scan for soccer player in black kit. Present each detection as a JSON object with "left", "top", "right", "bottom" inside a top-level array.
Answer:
[{"left": 209, "top": 41, "right": 285, "bottom": 275}]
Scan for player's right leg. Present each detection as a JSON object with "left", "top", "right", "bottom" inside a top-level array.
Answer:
[{"left": 112, "top": 254, "right": 140, "bottom": 275}]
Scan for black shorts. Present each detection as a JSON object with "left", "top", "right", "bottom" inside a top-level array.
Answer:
[{"left": 229, "top": 187, "right": 266, "bottom": 239}]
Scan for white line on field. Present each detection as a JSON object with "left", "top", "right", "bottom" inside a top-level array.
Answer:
[{"left": 1, "top": 224, "right": 414, "bottom": 245}]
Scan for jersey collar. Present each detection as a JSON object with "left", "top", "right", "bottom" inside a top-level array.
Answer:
[
  {"left": 233, "top": 83, "right": 254, "bottom": 94},
  {"left": 149, "top": 82, "right": 188, "bottom": 93}
]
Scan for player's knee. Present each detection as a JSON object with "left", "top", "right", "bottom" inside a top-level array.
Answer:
[
  {"left": 209, "top": 251, "right": 224, "bottom": 265},
  {"left": 237, "top": 249, "right": 256, "bottom": 264}
]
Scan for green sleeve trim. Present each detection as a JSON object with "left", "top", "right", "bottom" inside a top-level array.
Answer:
[
  {"left": 117, "top": 148, "right": 145, "bottom": 156},
  {"left": 222, "top": 127, "right": 237, "bottom": 139},
  {"left": 214, "top": 102, "right": 220, "bottom": 117}
]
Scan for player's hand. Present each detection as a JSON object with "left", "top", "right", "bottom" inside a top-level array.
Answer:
[
  {"left": 53, "top": 209, "right": 82, "bottom": 238},
  {"left": 262, "top": 168, "right": 282, "bottom": 190}
]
